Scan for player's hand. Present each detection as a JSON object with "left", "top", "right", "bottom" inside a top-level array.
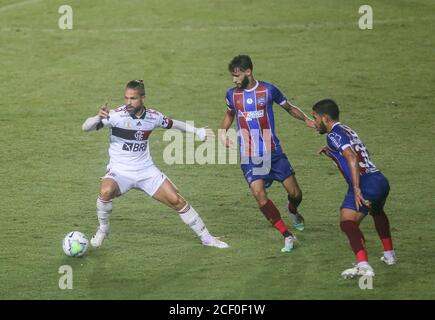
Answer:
[
  {"left": 196, "top": 127, "right": 214, "bottom": 142},
  {"left": 318, "top": 146, "right": 329, "bottom": 155},
  {"left": 305, "top": 118, "right": 316, "bottom": 128},
  {"left": 98, "top": 103, "right": 110, "bottom": 120},
  {"left": 219, "top": 132, "right": 237, "bottom": 149},
  {"left": 353, "top": 187, "right": 367, "bottom": 211}
]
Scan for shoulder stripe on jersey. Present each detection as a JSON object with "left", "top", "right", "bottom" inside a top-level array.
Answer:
[{"left": 112, "top": 127, "right": 152, "bottom": 141}]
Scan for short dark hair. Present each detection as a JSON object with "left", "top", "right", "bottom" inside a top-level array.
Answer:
[
  {"left": 312, "top": 99, "right": 340, "bottom": 120},
  {"left": 228, "top": 55, "right": 253, "bottom": 72},
  {"left": 126, "top": 80, "right": 145, "bottom": 96}
]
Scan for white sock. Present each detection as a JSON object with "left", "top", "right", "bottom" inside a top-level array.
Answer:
[
  {"left": 357, "top": 261, "right": 371, "bottom": 269},
  {"left": 96, "top": 197, "right": 112, "bottom": 233},
  {"left": 178, "top": 203, "right": 211, "bottom": 242},
  {"left": 384, "top": 250, "right": 395, "bottom": 259}
]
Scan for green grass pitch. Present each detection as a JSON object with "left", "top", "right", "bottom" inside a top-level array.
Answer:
[{"left": 0, "top": 0, "right": 434, "bottom": 299}]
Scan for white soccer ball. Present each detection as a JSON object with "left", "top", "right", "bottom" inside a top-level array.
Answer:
[{"left": 62, "top": 231, "right": 89, "bottom": 257}]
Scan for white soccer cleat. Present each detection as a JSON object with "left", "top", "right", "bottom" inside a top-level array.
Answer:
[
  {"left": 281, "top": 235, "right": 296, "bottom": 253},
  {"left": 341, "top": 265, "right": 375, "bottom": 279},
  {"left": 380, "top": 254, "right": 397, "bottom": 265},
  {"left": 341, "top": 266, "right": 359, "bottom": 279},
  {"left": 90, "top": 228, "right": 108, "bottom": 248},
  {"left": 202, "top": 236, "right": 229, "bottom": 249}
]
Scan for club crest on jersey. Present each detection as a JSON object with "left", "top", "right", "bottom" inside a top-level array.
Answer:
[
  {"left": 257, "top": 97, "right": 266, "bottom": 107},
  {"left": 238, "top": 110, "right": 264, "bottom": 121},
  {"left": 135, "top": 130, "right": 145, "bottom": 141},
  {"left": 246, "top": 98, "right": 253, "bottom": 104},
  {"left": 328, "top": 132, "right": 342, "bottom": 148}
]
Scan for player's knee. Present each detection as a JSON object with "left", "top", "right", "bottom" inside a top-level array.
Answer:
[
  {"left": 253, "top": 191, "right": 268, "bottom": 207},
  {"left": 169, "top": 194, "right": 186, "bottom": 211},
  {"left": 99, "top": 187, "right": 115, "bottom": 201}
]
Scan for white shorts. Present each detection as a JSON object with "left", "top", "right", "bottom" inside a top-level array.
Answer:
[{"left": 102, "top": 164, "right": 167, "bottom": 196}]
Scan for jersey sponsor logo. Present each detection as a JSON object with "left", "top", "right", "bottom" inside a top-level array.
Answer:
[
  {"left": 238, "top": 110, "right": 264, "bottom": 121},
  {"left": 122, "top": 141, "right": 148, "bottom": 152},
  {"left": 328, "top": 132, "right": 342, "bottom": 148},
  {"left": 257, "top": 97, "right": 266, "bottom": 107}
]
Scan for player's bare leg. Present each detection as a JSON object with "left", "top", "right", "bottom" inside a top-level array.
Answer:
[
  {"left": 152, "top": 179, "right": 229, "bottom": 248},
  {"left": 370, "top": 208, "right": 396, "bottom": 265},
  {"left": 340, "top": 208, "right": 375, "bottom": 278},
  {"left": 250, "top": 179, "right": 296, "bottom": 252},
  {"left": 282, "top": 176, "right": 305, "bottom": 231},
  {"left": 91, "top": 178, "right": 121, "bottom": 247}
]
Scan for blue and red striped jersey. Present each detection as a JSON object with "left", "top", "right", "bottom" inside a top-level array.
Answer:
[
  {"left": 225, "top": 80, "right": 287, "bottom": 157},
  {"left": 326, "top": 122, "right": 378, "bottom": 186}
]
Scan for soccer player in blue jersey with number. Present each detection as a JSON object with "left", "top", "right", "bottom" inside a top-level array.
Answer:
[
  {"left": 220, "top": 55, "right": 316, "bottom": 252},
  {"left": 312, "top": 99, "right": 396, "bottom": 278}
]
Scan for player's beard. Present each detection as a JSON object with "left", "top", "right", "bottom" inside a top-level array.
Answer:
[
  {"left": 127, "top": 104, "right": 144, "bottom": 116},
  {"left": 318, "top": 121, "right": 327, "bottom": 134},
  {"left": 239, "top": 75, "right": 250, "bottom": 89}
]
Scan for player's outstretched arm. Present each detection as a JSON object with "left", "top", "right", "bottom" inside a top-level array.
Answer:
[
  {"left": 82, "top": 103, "right": 109, "bottom": 132},
  {"left": 219, "top": 109, "right": 236, "bottom": 149},
  {"left": 282, "top": 102, "right": 316, "bottom": 128},
  {"left": 171, "top": 119, "right": 214, "bottom": 142}
]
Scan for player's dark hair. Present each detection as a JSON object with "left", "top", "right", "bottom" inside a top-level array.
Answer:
[
  {"left": 312, "top": 99, "right": 340, "bottom": 120},
  {"left": 228, "top": 55, "right": 253, "bottom": 72},
  {"left": 126, "top": 80, "right": 145, "bottom": 96}
]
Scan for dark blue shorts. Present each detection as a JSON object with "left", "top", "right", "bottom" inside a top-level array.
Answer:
[
  {"left": 240, "top": 151, "right": 294, "bottom": 188},
  {"left": 341, "top": 172, "right": 390, "bottom": 215}
]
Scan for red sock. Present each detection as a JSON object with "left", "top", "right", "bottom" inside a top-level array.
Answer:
[
  {"left": 373, "top": 210, "right": 394, "bottom": 251},
  {"left": 340, "top": 220, "right": 368, "bottom": 263},
  {"left": 260, "top": 200, "right": 292, "bottom": 237}
]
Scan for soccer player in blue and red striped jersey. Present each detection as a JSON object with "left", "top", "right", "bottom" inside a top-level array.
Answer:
[
  {"left": 220, "top": 55, "right": 316, "bottom": 252},
  {"left": 312, "top": 99, "right": 396, "bottom": 278}
]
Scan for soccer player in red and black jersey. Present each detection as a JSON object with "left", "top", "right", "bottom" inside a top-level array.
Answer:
[
  {"left": 220, "top": 55, "right": 315, "bottom": 252},
  {"left": 82, "top": 80, "right": 229, "bottom": 249}
]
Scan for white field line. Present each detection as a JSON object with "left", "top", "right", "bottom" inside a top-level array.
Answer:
[
  {"left": 0, "top": 13, "right": 434, "bottom": 33},
  {"left": 0, "top": 0, "right": 41, "bottom": 13}
]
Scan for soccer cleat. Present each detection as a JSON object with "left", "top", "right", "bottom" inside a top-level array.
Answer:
[
  {"left": 202, "top": 236, "right": 229, "bottom": 249},
  {"left": 380, "top": 254, "right": 397, "bottom": 265},
  {"left": 341, "top": 265, "right": 375, "bottom": 279},
  {"left": 90, "top": 228, "right": 108, "bottom": 248},
  {"left": 341, "top": 266, "right": 359, "bottom": 279},
  {"left": 289, "top": 212, "right": 305, "bottom": 231},
  {"left": 281, "top": 235, "right": 295, "bottom": 253}
]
